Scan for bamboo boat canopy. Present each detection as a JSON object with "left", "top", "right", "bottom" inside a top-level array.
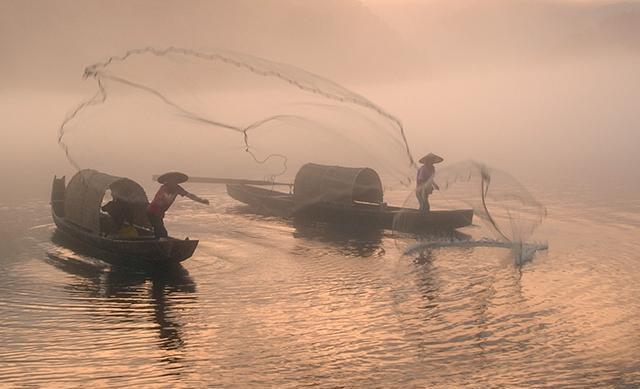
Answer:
[
  {"left": 293, "top": 163, "right": 383, "bottom": 206},
  {"left": 64, "top": 169, "right": 150, "bottom": 233}
]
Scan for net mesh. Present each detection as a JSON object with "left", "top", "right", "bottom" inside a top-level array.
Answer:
[{"left": 58, "top": 47, "right": 416, "bottom": 185}]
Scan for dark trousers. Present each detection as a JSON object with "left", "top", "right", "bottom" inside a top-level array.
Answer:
[
  {"left": 416, "top": 188, "right": 430, "bottom": 213},
  {"left": 147, "top": 211, "right": 168, "bottom": 238}
]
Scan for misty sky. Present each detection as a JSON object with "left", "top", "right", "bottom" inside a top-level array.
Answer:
[{"left": 1, "top": 0, "right": 639, "bottom": 202}]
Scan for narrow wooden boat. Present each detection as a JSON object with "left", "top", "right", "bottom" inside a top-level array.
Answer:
[
  {"left": 51, "top": 169, "right": 198, "bottom": 264},
  {"left": 226, "top": 163, "right": 473, "bottom": 232}
]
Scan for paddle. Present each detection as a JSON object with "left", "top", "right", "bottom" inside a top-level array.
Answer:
[{"left": 151, "top": 175, "right": 292, "bottom": 186}]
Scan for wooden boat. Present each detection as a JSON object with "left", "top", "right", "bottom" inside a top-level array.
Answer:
[
  {"left": 51, "top": 169, "right": 198, "bottom": 264},
  {"left": 226, "top": 163, "right": 473, "bottom": 232}
]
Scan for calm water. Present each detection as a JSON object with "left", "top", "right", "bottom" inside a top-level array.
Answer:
[{"left": 1, "top": 182, "right": 639, "bottom": 388}]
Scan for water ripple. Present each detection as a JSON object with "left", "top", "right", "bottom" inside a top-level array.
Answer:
[{"left": 0, "top": 193, "right": 639, "bottom": 387}]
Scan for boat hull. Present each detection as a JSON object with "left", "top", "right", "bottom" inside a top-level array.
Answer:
[
  {"left": 52, "top": 211, "right": 198, "bottom": 264},
  {"left": 51, "top": 174, "right": 198, "bottom": 264},
  {"left": 226, "top": 184, "right": 473, "bottom": 232}
]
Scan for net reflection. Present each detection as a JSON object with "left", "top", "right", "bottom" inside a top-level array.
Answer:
[{"left": 46, "top": 231, "right": 196, "bottom": 363}]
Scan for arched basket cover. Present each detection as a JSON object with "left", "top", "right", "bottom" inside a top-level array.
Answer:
[
  {"left": 293, "top": 163, "right": 383, "bottom": 208},
  {"left": 64, "top": 169, "right": 150, "bottom": 233}
]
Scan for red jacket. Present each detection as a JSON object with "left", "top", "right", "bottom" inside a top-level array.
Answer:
[{"left": 147, "top": 184, "right": 187, "bottom": 216}]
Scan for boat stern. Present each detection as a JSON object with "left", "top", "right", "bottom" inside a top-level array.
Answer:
[{"left": 156, "top": 238, "right": 199, "bottom": 263}]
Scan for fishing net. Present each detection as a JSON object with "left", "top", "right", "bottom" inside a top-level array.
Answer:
[
  {"left": 393, "top": 161, "right": 548, "bottom": 265},
  {"left": 58, "top": 47, "right": 416, "bottom": 186}
]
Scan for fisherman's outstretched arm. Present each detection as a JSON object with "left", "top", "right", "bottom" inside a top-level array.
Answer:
[{"left": 185, "top": 192, "right": 210, "bottom": 205}]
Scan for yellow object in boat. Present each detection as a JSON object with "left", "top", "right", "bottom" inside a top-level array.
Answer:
[{"left": 118, "top": 226, "right": 138, "bottom": 238}]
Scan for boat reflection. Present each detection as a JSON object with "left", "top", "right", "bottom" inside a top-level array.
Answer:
[
  {"left": 46, "top": 231, "right": 196, "bottom": 360},
  {"left": 291, "top": 219, "right": 384, "bottom": 257}
]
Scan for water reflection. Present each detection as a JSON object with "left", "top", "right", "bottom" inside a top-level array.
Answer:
[
  {"left": 410, "top": 248, "right": 441, "bottom": 315},
  {"left": 46, "top": 231, "right": 196, "bottom": 365},
  {"left": 292, "top": 219, "right": 384, "bottom": 257}
]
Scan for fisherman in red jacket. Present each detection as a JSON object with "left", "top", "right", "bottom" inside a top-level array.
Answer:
[
  {"left": 416, "top": 153, "right": 443, "bottom": 212},
  {"left": 147, "top": 172, "right": 209, "bottom": 238}
]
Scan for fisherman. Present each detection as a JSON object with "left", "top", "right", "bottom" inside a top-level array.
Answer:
[
  {"left": 147, "top": 172, "right": 209, "bottom": 239},
  {"left": 101, "top": 196, "right": 134, "bottom": 232},
  {"left": 416, "top": 153, "right": 443, "bottom": 212}
]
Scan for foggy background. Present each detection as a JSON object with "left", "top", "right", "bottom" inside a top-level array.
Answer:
[{"left": 1, "top": 0, "right": 639, "bottom": 203}]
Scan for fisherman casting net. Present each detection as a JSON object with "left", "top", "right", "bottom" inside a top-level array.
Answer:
[{"left": 393, "top": 161, "right": 548, "bottom": 265}]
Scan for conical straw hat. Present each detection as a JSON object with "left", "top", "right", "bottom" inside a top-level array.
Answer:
[
  {"left": 157, "top": 171, "right": 189, "bottom": 184},
  {"left": 418, "top": 153, "right": 444, "bottom": 164}
]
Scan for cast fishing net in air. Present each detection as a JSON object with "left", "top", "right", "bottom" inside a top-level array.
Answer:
[{"left": 58, "top": 47, "right": 416, "bottom": 186}]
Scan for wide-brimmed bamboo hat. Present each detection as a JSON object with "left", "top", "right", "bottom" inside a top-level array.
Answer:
[
  {"left": 419, "top": 153, "right": 444, "bottom": 164},
  {"left": 157, "top": 171, "right": 189, "bottom": 184}
]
